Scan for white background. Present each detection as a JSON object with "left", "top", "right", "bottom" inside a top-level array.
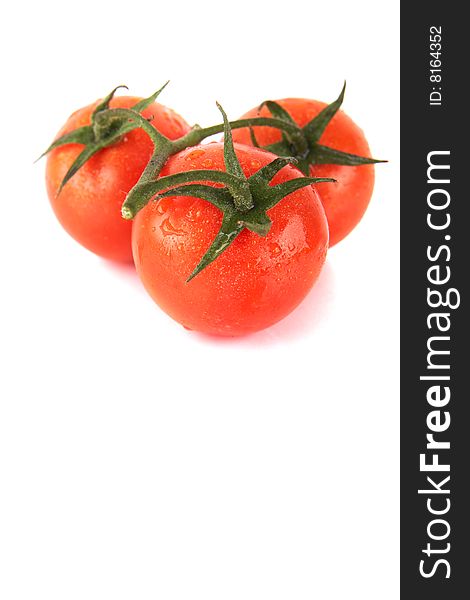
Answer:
[{"left": 0, "top": 1, "right": 399, "bottom": 598}]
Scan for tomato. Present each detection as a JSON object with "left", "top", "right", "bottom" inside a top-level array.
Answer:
[
  {"left": 231, "top": 98, "right": 375, "bottom": 247},
  {"left": 132, "top": 143, "right": 329, "bottom": 336},
  {"left": 45, "top": 96, "right": 190, "bottom": 261}
]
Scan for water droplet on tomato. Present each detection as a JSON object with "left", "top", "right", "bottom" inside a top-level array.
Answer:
[
  {"left": 160, "top": 217, "right": 185, "bottom": 237},
  {"left": 186, "top": 207, "right": 202, "bottom": 223},
  {"left": 186, "top": 148, "right": 205, "bottom": 161},
  {"left": 269, "top": 242, "right": 282, "bottom": 256}
]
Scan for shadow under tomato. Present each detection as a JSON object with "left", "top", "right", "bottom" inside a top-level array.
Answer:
[
  {"left": 191, "top": 260, "right": 336, "bottom": 346},
  {"left": 99, "top": 257, "right": 140, "bottom": 286},
  {"left": 98, "top": 255, "right": 335, "bottom": 344}
]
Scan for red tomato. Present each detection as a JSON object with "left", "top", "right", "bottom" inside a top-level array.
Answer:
[
  {"left": 232, "top": 98, "right": 375, "bottom": 246},
  {"left": 132, "top": 143, "right": 329, "bottom": 336},
  {"left": 46, "top": 96, "right": 190, "bottom": 261}
]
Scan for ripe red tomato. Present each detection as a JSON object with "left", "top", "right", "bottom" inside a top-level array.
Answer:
[
  {"left": 132, "top": 143, "right": 329, "bottom": 336},
  {"left": 232, "top": 98, "right": 375, "bottom": 247},
  {"left": 46, "top": 96, "right": 190, "bottom": 261}
]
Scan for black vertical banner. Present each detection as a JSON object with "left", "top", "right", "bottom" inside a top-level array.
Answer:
[{"left": 401, "top": 3, "right": 468, "bottom": 598}]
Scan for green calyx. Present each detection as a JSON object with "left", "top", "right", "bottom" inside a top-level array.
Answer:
[
  {"left": 125, "top": 103, "right": 335, "bottom": 281},
  {"left": 38, "top": 83, "right": 171, "bottom": 195},
  {"left": 251, "top": 82, "right": 386, "bottom": 175}
]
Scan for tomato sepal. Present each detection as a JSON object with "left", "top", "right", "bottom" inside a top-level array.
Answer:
[
  {"left": 153, "top": 183, "right": 234, "bottom": 213},
  {"left": 302, "top": 81, "right": 346, "bottom": 144},
  {"left": 39, "top": 84, "right": 170, "bottom": 195},
  {"left": 255, "top": 83, "right": 386, "bottom": 171},
  {"left": 309, "top": 144, "right": 386, "bottom": 166},
  {"left": 186, "top": 213, "right": 244, "bottom": 282},
  {"left": 36, "top": 126, "right": 95, "bottom": 162}
]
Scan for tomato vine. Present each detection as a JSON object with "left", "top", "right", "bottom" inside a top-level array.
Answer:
[{"left": 40, "top": 82, "right": 383, "bottom": 278}]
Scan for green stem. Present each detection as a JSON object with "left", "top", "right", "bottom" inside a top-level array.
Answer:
[
  {"left": 179, "top": 116, "right": 301, "bottom": 145},
  {"left": 96, "top": 106, "right": 309, "bottom": 219},
  {"left": 97, "top": 109, "right": 301, "bottom": 218}
]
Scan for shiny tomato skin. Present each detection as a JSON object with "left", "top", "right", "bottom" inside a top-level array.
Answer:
[
  {"left": 232, "top": 98, "right": 375, "bottom": 247},
  {"left": 46, "top": 96, "right": 190, "bottom": 262},
  {"left": 132, "top": 143, "right": 329, "bottom": 336}
]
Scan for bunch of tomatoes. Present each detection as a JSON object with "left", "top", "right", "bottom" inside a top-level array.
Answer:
[{"left": 43, "top": 83, "right": 383, "bottom": 336}]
